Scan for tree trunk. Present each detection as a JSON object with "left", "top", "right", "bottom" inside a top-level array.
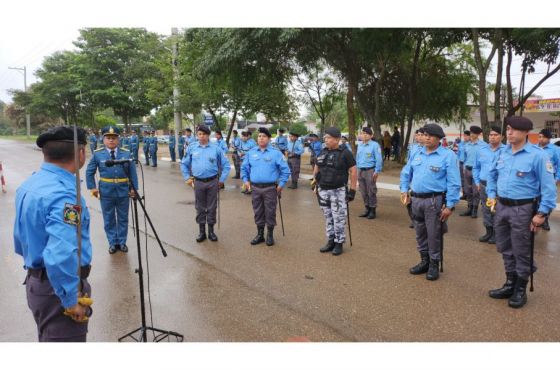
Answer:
[
  {"left": 346, "top": 82, "right": 357, "bottom": 155},
  {"left": 225, "top": 111, "right": 238, "bottom": 145},
  {"left": 403, "top": 36, "right": 422, "bottom": 163},
  {"left": 505, "top": 45, "right": 514, "bottom": 117},
  {"left": 493, "top": 35, "right": 504, "bottom": 135},
  {"left": 372, "top": 60, "right": 386, "bottom": 138},
  {"left": 472, "top": 28, "right": 498, "bottom": 135}
]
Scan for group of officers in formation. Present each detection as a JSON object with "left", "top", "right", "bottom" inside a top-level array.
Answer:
[{"left": 12, "top": 113, "right": 559, "bottom": 342}]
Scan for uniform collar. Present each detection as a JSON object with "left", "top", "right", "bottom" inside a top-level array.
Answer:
[
  {"left": 41, "top": 162, "right": 76, "bottom": 182},
  {"left": 506, "top": 141, "right": 535, "bottom": 154},
  {"left": 420, "top": 145, "right": 445, "bottom": 155},
  {"left": 106, "top": 147, "right": 119, "bottom": 155}
]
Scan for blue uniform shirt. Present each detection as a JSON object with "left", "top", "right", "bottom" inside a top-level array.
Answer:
[
  {"left": 14, "top": 163, "right": 93, "bottom": 308},
  {"left": 464, "top": 140, "right": 487, "bottom": 167},
  {"left": 487, "top": 142, "right": 557, "bottom": 214},
  {"left": 142, "top": 136, "right": 150, "bottom": 151},
  {"left": 287, "top": 139, "right": 304, "bottom": 156},
  {"left": 179, "top": 136, "right": 185, "bottom": 147},
  {"left": 407, "top": 143, "right": 422, "bottom": 162},
  {"left": 536, "top": 143, "right": 560, "bottom": 181},
  {"left": 241, "top": 145, "right": 291, "bottom": 187},
  {"left": 216, "top": 138, "right": 228, "bottom": 153},
  {"left": 169, "top": 135, "right": 176, "bottom": 148},
  {"left": 181, "top": 141, "right": 231, "bottom": 183},
  {"left": 473, "top": 143, "right": 505, "bottom": 185},
  {"left": 129, "top": 135, "right": 139, "bottom": 149},
  {"left": 356, "top": 140, "right": 383, "bottom": 172},
  {"left": 232, "top": 136, "right": 241, "bottom": 151},
  {"left": 239, "top": 138, "right": 257, "bottom": 156},
  {"left": 149, "top": 136, "right": 158, "bottom": 152},
  {"left": 309, "top": 141, "right": 322, "bottom": 157},
  {"left": 86, "top": 147, "right": 139, "bottom": 197},
  {"left": 400, "top": 145, "right": 461, "bottom": 208},
  {"left": 276, "top": 135, "right": 288, "bottom": 151},
  {"left": 457, "top": 140, "right": 467, "bottom": 163},
  {"left": 89, "top": 134, "right": 97, "bottom": 146}
]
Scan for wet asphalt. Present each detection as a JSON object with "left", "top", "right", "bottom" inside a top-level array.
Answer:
[{"left": 1, "top": 139, "right": 559, "bottom": 342}]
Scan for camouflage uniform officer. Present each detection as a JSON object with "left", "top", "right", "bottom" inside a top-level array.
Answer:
[{"left": 314, "top": 127, "right": 357, "bottom": 256}]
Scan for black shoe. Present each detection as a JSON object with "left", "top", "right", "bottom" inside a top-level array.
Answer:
[
  {"left": 250, "top": 226, "right": 265, "bottom": 245},
  {"left": 508, "top": 278, "right": 529, "bottom": 308},
  {"left": 332, "top": 242, "right": 343, "bottom": 256},
  {"left": 320, "top": 239, "right": 335, "bottom": 253},
  {"left": 479, "top": 226, "right": 493, "bottom": 243},
  {"left": 119, "top": 244, "right": 128, "bottom": 253},
  {"left": 367, "top": 207, "right": 376, "bottom": 219},
  {"left": 460, "top": 195, "right": 466, "bottom": 200},
  {"left": 109, "top": 245, "right": 118, "bottom": 254},
  {"left": 426, "top": 259, "right": 440, "bottom": 281},
  {"left": 266, "top": 226, "right": 275, "bottom": 246},
  {"left": 489, "top": 272, "right": 517, "bottom": 299},
  {"left": 196, "top": 224, "right": 207, "bottom": 243},
  {"left": 460, "top": 206, "right": 473, "bottom": 217},
  {"left": 208, "top": 224, "right": 218, "bottom": 242},
  {"left": 359, "top": 207, "right": 370, "bottom": 217},
  {"left": 409, "top": 252, "right": 430, "bottom": 275},
  {"left": 288, "top": 182, "right": 297, "bottom": 189},
  {"left": 487, "top": 229, "right": 496, "bottom": 244},
  {"left": 409, "top": 222, "right": 414, "bottom": 229},
  {"left": 471, "top": 206, "right": 478, "bottom": 218}
]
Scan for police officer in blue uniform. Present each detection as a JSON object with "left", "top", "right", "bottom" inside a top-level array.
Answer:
[
  {"left": 214, "top": 130, "right": 229, "bottom": 154},
  {"left": 340, "top": 136, "right": 350, "bottom": 151},
  {"left": 120, "top": 131, "right": 130, "bottom": 150},
  {"left": 535, "top": 128, "right": 560, "bottom": 231},
  {"left": 178, "top": 132, "right": 186, "bottom": 160},
  {"left": 142, "top": 131, "right": 151, "bottom": 165},
  {"left": 356, "top": 127, "right": 383, "bottom": 219},
  {"left": 287, "top": 131, "right": 304, "bottom": 189},
  {"left": 242, "top": 127, "right": 291, "bottom": 246},
  {"left": 461, "top": 126, "right": 487, "bottom": 218},
  {"left": 308, "top": 133, "right": 322, "bottom": 167},
  {"left": 275, "top": 128, "right": 288, "bottom": 155},
  {"left": 14, "top": 126, "right": 93, "bottom": 341},
  {"left": 239, "top": 131, "right": 257, "bottom": 194},
  {"left": 400, "top": 124, "right": 461, "bottom": 281},
  {"left": 181, "top": 125, "right": 231, "bottom": 242},
  {"left": 473, "top": 126, "right": 505, "bottom": 244},
  {"left": 88, "top": 130, "right": 98, "bottom": 154},
  {"left": 486, "top": 117, "right": 557, "bottom": 308},
  {"left": 231, "top": 130, "right": 242, "bottom": 178},
  {"left": 457, "top": 130, "right": 470, "bottom": 200},
  {"left": 169, "top": 130, "right": 177, "bottom": 162},
  {"left": 129, "top": 129, "right": 139, "bottom": 161},
  {"left": 86, "top": 126, "right": 139, "bottom": 254},
  {"left": 149, "top": 130, "right": 158, "bottom": 167}
]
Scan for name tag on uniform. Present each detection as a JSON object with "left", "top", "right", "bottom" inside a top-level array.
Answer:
[
  {"left": 430, "top": 166, "right": 441, "bottom": 172},
  {"left": 252, "top": 154, "right": 259, "bottom": 159},
  {"left": 546, "top": 161, "right": 554, "bottom": 173},
  {"left": 264, "top": 156, "right": 272, "bottom": 162},
  {"left": 63, "top": 203, "right": 81, "bottom": 226},
  {"left": 193, "top": 151, "right": 200, "bottom": 158}
]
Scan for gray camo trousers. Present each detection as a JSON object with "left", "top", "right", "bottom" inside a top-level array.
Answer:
[{"left": 318, "top": 187, "right": 347, "bottom": 243}]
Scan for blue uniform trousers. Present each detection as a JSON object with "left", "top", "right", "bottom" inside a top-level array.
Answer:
[
  {"left": 100, "top": 196, "right": 130, "bottom": 246},
  {"left": 149, "top": 149, "right": 157, "bottom": 167},
  {"left": 169, "top": 146, "right": 176, "bottom": 162},
  {"left": 143, "top": 146, "right": 150, "bottom": 165}
]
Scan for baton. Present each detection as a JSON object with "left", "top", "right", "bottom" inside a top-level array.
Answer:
[
  {"left": 346, "top": 201, "right": 353, "bottom": 246},
  {"left": 278, "top": 192, "right": 285, "bottom": 236},
  {"left": 440, "top": 219, "right": 444, "bottom": 273},
  {"left": 530, "top": 230, "right": 535, "bottom": 292},
  {"left": 218, "top": 186, "right": 221, "bottom": 229}
]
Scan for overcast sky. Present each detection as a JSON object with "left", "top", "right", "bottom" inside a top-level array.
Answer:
[{"left": 2, "top": 0, "right": 559, "bottom": 105}]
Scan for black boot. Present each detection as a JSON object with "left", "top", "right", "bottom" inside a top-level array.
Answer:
[
  {"left": 208, "top": 224, "right": 218, "bottom": 242},
  {"left": 508, "top": 278, "right": 529, "bottom": 309},
  {"left": 459, "top": 206, "right": 473, "bottom": 216},
  {"left": 234, "top": 172, "right": 240, "bottom": 179},
  {"left": 426, "top": 259, "right": 440, "bottom": 281},
  {"left": 266, "top": 226, "right": 275, "bottom": 246},
  {"left": 359, "top": 206, "right": 370, "bottom": 217},
  {"left": 196, "top": 224, "right": 206, "bottom": 242},
  {"left": 367, "top": 207, "right": 376, "bottom": 219},
  {"left": 320, "top": 239, "right": 335, "bottom": 253},
  {"left": 487, "top": 228, "right": 496, "bottom": 244},
  {"left": 332, "top": 242, "right": 343, "bottom": 256},
  {"left": 488, "top": 272, "right": 517, "bottom": 299},
  {"left": 471, "top": 206, "right": 478, "bottom": 218},
  {"left": 288, "top": 181, "right": 297, "bottom": 189},
  {"left": 409, "top": 252, "right": 430, "bottom": 275},
  {"left": 479, "top": 226, "right": 492, "bottom": 242},
  {"left": 250, "top": 226, "right": 265, "bottom": 245}
]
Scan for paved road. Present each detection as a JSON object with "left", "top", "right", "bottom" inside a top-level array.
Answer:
[{"left": 1, "top": 139, "right": 559, "bottom": 341}]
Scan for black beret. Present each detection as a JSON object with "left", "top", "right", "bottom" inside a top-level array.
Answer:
[
  {"left": 278, "top": 128, "right": 285, "bottom": 132},
  {"left": 289, "top": 131, "right": 300, "bottom": 137},
  {"left": 342, "top": 136, "right": 348, "bottom": 140},
  {"left": 308, "top": 133, "right": 319, "bottom": 138},
  {"left": 490, "top": 126, "right": 502, "bottom": 134},
  {"left": 214, "top": 130, "right": 223, "bottom": 136},
  {"left": 463, "top": 130, "right": 470, "bottom": 135},
  {"left": 325, "top": 126, "right": 341, "bottom": 138},
  {"left": 362, "top": 127, "right": 373, "bottom": 135},
  {"left": 102, "top": 125, "right": 120, "bottom": 136},
  {"left": 418, "top": 127, "right": 426, "bottom": 134},
  {"left": 539, "top": 128, "right": 552, "bottom": 139},
  {"left": 36, "top": 126, "right": 87, "bottom": 148},
  {"left": 185, "top": 128, "right": 192, "bottom": 132},
  {"left": 423, "top": 124, "right": 445, "bottom": 139},
  {"left": 469, "top": 125, "right": 482, "bottom": 134},
  {"left": 233, "top": 130, "right": 238, "bottom": 134},
  {"left": 258, "top": 127, "right": 271, "bottom": 138},
  {"left": 505, "top": 116, "right": 533, "bottom": 131},
  {"left": 241, "top": 131, "right": 250, "bottom": 137},
  {"left": 197, "top": 125, "right": 210, "bottom": 135}
]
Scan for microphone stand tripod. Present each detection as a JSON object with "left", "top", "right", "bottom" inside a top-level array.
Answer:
[{"left": 117, "top": 160, "right": 184, "bottom": 342}]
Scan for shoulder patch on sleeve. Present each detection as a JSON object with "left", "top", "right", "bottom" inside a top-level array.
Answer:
[{"left": 63, "top": 203, "right": 81, "bottom": 225}]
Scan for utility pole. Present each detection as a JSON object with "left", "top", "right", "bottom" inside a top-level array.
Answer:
[
  {"left": 8, "top": 66, "right": 31, "bottom": 137},
  {"left": 171, "top": 28, "right": 182, "bottom": 159}
]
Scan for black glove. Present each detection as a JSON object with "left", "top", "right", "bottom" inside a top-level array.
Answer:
[{"left": 346, "top": 189, "right": 356, "bottom": 202}]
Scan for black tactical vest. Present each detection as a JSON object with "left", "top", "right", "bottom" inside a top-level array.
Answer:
[{"left": 316, "top": 147, "right": 348, "bottom": 189}]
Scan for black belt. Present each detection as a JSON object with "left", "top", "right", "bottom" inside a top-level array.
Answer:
[
  {"left": 465, "top": 165, "right": 473, "bottom": 171},
  {"left": 498, "top": 197, "right": 536, "bottom": 207},
  {"left": 252, "top": 183, "right": 276, "bottom": 188},
  {"left": 288, "top": 154, "right": 301, "bottom": 158},
  {"left": 359, "top": 167, "right": 374, "bottom": 171},
  {"left": 411, "top": 191, "right": 445, "bottom": 198},
  {"left": 480, "top": 180, "right": 487, "bottom": 186},
  {"left": 27, "top": 265, "right": 91, "bottom": 281},
  {"left": 194, "top": 175, "right": 218, "bottom": 182}
]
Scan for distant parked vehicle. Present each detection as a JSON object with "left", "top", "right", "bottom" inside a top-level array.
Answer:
[{"left": 157, "top": 135, "right": 170, "bottom": 144}]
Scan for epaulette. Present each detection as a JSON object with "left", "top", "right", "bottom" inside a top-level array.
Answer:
[
  {"left": 121, "top": 148, "right": 130, "bottom": 151},
  {"left": 94, "top": 148, "right": 105, "bottom": 152}
]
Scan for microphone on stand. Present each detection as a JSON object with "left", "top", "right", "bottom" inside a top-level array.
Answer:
[{"left": 105, "top": 159, "right": 136, "bottom": 167}]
